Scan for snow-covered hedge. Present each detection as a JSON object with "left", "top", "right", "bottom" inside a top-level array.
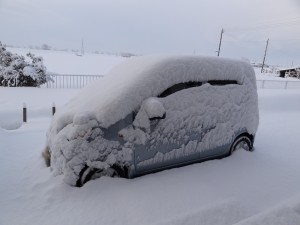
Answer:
[{"left": 0, "top": 42, "right": 50, "bottom": 87}]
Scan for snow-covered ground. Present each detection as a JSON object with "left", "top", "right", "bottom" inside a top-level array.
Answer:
[
  {"left": 1, "top": 49, "right": 300, "bottom": 224},
  {"left": 1, "top": 87, "right": 300, "bottom": 225}
]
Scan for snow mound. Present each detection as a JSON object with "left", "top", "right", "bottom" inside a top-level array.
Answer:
[
  {"left": 234, "top": 195, "right": 300, "bottom": 225},
  {"left": 158, "top": 200, "right": 255, "bottom": 225},
  {"left": 0, "top": 120, "right": 22, "bottom": 130},
  {"left": 0, "top": 110, "right": 22, "bottom": 130}
]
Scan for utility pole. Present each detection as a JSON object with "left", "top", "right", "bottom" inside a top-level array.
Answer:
[
  {"left": 81, "top": 39, "right": 84, "bottom": 56},
  {"left": 261, "top": 38, "right": 269, "bottom": 73},
  {"left": 217, "top": 28, "right": 224, "bottom": 57}
]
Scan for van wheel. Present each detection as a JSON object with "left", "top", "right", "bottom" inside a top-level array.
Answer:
[
  {"left": 230, "top": 135, "right": 253, "bottom": 155},
  {"left": 76, "top": 164, "right": 125, "bottom": 187}
]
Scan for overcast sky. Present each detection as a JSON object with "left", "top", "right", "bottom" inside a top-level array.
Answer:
[{"left": 1, "top": 0, "right": 300, "bottom": 66}]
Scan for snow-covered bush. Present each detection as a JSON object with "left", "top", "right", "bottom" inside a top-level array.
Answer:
[{"left": 0, "top": 42, "right": 49, "bottom": 87}]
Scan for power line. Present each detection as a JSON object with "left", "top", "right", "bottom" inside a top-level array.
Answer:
[
  {"left": 223, "top": 32, "right": 300, "bottom": 44},
  {"left": 224, "top": 35, "right": 262, "bottom": 43},
  {"left": 271, "top": 38, "right": 300, "bottom": 42},
  {"left": 223, "top": 32, "right": 267, "bottom": 43},
  {"left": 227, "top": 17, "right": 300, "bottom": 29},
  {"left": 226, "top": 17, "right": 300, "bottom": 33}
]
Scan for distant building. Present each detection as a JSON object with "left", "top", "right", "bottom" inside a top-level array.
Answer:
[
  {"left": 120, "top": 52, "right": 135, "bottom": 58},
  {"left": 278, "top": 68, "right": 300, "bottom": 78}
]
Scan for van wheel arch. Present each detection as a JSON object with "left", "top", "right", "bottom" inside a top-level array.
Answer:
[
  {"left": 230, "top": 133, "right": 254, "bottom": 155},
  {"left": 76, "top": 164, "right": 128, "bottom": 187}
]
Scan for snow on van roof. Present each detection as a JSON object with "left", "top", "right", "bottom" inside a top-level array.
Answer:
[{"left": 50, "top": 55, "right": 256, "bottom": 132}]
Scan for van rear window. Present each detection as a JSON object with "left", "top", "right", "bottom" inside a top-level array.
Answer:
[
  {"left": 158, "top": 81, "right": 202, "bottom": 98},
  {"left": 207, "top": 80, "right": 238, "bottom": 85},
  {"left": 158, "top": 80, "right": 238, "bottom": 98}
]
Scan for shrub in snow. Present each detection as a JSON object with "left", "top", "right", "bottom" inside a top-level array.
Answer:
[
  {"left": 42, "top": 146, "right": 51, "bottom": 167},
  {"left": 0, "top": 42, "right": 49, "bottom": 87}
]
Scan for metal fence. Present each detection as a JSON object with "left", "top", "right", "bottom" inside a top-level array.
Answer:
[
  {"left": 256, "top": 80, "right": 300, "bottom": 89},
  {"left": 44, "top": 74, "right": 300, "bottom": 89},
  {"left": 45, "top": 74, "right": 103, "bottom": 88}
]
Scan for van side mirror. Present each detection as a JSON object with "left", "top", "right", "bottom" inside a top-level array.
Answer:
[
  {"left": 149, "top": 112, "right": 166, "bottom": 121},
  {"left": 143, "top": 98, "right": 166, "bottom": 121},
  {"left": 133, "top": 97, "right": 166, "bottom": 131}
]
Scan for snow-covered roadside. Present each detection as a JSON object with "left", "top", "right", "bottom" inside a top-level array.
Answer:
[
  {"left": 1, "top": 88, "right": 300, "bottom": 225},
  {"left": 254, "top": 67, "right": 300, "bottom": 81}
]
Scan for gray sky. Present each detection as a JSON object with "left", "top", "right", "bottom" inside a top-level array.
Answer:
[{"left": 1, "top": 0, "right": 300, "bottom": 66}]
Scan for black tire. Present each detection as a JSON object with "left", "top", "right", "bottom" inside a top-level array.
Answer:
[
  {"left": 76, "top": 164, "right": 126, "bottom": 187},
  {"left": 230, "top": 135, "right": 253, "bottom": 155}
]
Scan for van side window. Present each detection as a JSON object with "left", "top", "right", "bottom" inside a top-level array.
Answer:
[
  {"left": 207, "top": 80, "right": 238, "bottom": 85},
  {"left": 158, "top": 81, "right": 202, "bottom": 98}
]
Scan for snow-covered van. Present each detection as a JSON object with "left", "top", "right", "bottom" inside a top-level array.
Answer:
[{"left": 45, "top": 55, "right": 259, "bottom": 187}]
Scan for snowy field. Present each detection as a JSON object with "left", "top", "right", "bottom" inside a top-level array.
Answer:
[
  {"left": 1, "top": 49, "right": 300, "bottom": 224},
  {"left": 6, "top": 47, "right": 126, "bottom": 75}
]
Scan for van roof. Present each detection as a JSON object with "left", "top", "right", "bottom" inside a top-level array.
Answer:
[{"left": 50, "top": 55, "right": 256, "bottom": 133}]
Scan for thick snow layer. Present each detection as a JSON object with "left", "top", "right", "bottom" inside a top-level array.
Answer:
[
  {"left": 1, "top": 88, "right": 300, "bottom": 225},
  {"left": 22, "top": 66, "right": 37, "bottom": 78},
  {"left": 133, "top": 97, "right": 166, "bottom": 131},
  {"left": 46, "top": 55, "right": 259, "bottom": 185},
  {"left": 49, "top": 55, "right": 257, "bottom": 129}
]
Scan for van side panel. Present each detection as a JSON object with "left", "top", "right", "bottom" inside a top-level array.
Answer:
[{"left": 133, "top": 82, "right": 254, "bottom": 175}]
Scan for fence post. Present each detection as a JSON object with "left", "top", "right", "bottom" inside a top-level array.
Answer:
[
  {"left": 23, "top": 103, "right": 27, "bottom": 123},
  {"left": 55, "top": 75, "right": 57, "bottom": 88},
  {"left": 62, "top": 75, "right": 64, "bottom": 88},
  {"left": 52, "top": 102, "right": 56, "bottom": 115}
]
